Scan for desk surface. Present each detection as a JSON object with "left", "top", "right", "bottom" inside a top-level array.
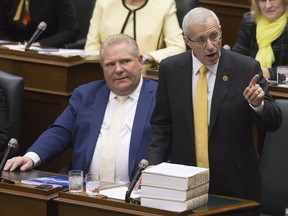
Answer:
[{"left": 1, "top": 170, "right": 259, "bottom": 216}]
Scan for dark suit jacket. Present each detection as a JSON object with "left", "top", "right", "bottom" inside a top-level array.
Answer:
[
  {"left": 0, "top": 88, "right": 9, "bottom": 152},
  {"left": 232, "top": 12, "right": 288, "bottom": 80},
  {"left": 148, "top": 48, "right": 282, "bottom": 203},
  {"left": 0, "top": 0, "right": 79, "bottom": 48},
  {"left": 28, "top": 78, "right": 157, "bottom": 180}
]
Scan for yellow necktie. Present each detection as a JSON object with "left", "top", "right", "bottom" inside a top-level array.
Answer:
[
  {"left": 194, "top": 65, "right": 209, "bottom": 168},
  {"left": 100, "top": 96, "right": 128, "bottom": 182}
]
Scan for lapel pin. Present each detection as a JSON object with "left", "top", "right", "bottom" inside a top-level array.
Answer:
[{"left": 223, "top": 75, "right": 228, "bottom": 81}]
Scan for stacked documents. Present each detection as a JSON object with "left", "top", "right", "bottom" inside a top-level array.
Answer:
[{"left": 141, "top": 162, "right": 210, "bottom": 212}]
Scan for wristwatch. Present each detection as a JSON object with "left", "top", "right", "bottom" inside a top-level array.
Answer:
[{"left": 143, "top": 54, "right": 150, "bottom": 64}]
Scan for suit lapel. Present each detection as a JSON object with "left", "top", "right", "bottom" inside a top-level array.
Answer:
[
  {"left": 209, "top": 49, "right": 234, "bottom": 136},
  {"left": 174, "top": 52, "right": 194, "bottom": 130},
  {"left": 128, "top": 79, "right": 155, "bottom": 177},
  {"left": 85, "top": 85, "right": 110, "bottom": 167}
]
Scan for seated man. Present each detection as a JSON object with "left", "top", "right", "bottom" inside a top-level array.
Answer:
[{"left": 4, "top": 34, "right": 158, "bottom": 184}]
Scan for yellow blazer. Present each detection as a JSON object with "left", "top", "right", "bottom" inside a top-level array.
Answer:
[{"left": 85, "top": 0, "right": 186, "bottom": 63}]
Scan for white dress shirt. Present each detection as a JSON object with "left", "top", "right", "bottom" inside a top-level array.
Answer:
[
  {"left": 192, "top": 53, "right": 218, "bottom": 125},
  {"left": 89, "top": 77, "right": 143, "bottom": 184}
]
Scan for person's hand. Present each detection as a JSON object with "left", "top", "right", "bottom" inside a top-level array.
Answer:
[
  {"left": 3, "top": 156, "right": 34, "bottom": 171},
  {"left": 133, "top": 176, "right": 142, "bottom": 191},
  {"left": 243, "top": 74, "right": 264, "bottom": 107},
  {"left": 133, "top": 165, "right": 155, "bottom": 190},
  {"left": 31, "top": 42, "right": 41, "bottom": 46}
]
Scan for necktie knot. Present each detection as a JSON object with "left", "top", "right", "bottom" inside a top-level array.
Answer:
[
  {"left": 199, "top": 65, "right": 208, "bottom": 75},
  {"left": 117, "top": 95, "right": 128, "bottom": 102}
]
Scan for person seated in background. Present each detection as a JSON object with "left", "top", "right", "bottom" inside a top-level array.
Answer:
[
  {"left": 0, "top": 0, "right": 80, "bottom": 48},
  {"left": 84, "top": 0, "right": 186, "bottom": 73},
  {"left": 4, "top": 34, "right": 158, "bottom": 185},
  {"left": 0, "top": 88, "right": 9, "bottom": 153},
  {"left": 232, "top": 0, "right": 288, "bottom": 80}
]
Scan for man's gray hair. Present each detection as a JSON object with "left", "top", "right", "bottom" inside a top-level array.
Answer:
[
  {"left": 100, "top": 34, "right": 140, "bottom": 63},
  {"left": 182, "top": 7, "right": 221, "bottom": 38}
]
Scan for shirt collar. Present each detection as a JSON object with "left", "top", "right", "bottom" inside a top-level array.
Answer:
[
  {"left": 191, "top": 51, "right": 220, "bottom": 75},
  {"left": 109, "top": 76, "right": 143, "bottom": 101}
]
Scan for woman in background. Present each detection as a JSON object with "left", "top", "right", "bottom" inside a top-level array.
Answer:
[
  {"left": 84, "top": 0, "right": 186, "bottom": 73},
  {"left": 232, "top": 0, "right": 288, "bottom": 80}
]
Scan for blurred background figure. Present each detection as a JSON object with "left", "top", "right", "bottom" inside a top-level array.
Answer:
[
  {"left": 0, "top": 0, "right": 80, "bottom": 48},
  {"left": 232, "top": 0, "right": 288, "bottom": 80},
  {"left": 84, "top": 0, "right": 186, "bottom": 73}
]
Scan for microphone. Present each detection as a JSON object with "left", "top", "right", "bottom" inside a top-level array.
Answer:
[
  {"left": 0, "top": 138, "right": 18, "bottom": 174},
  {"left": 25, "top": 21, "right": 47, "bottom": 50},
  {"left": 125, "top": 159, "right": 149, "bottom": 204}
]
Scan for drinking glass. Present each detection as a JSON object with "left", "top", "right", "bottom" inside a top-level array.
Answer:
[
  {"left": 68, "top": 170, "right": 83, "bottom": 193},
  {"left": 85, "top": 173, "right": 100, "bottom": 196}
]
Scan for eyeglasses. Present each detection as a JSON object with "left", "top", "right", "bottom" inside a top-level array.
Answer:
[
  {"left": 258, "top": 0, "right": 278, "bottom": 3},
  {"left": 186, "top": 32, "right": 222, "bottom": 46}
]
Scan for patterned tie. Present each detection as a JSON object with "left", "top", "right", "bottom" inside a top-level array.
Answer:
[
  {"left": 100, "top": 95, "right": 128, "bottom": 182},
  {"left": 194, "top": 65, "right": 209, "bottom": 168},
  {"left": 13, "top": 0, "right": 30, "bottom": 26}
]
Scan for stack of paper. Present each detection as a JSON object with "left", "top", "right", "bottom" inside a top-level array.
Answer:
[{"left": 141, "top": 162, "right": 210, "bottom": 212}]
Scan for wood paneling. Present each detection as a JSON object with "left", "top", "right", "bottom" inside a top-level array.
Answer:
[{"left": 199, "top": 0, "right": 250, "bottom": 47}]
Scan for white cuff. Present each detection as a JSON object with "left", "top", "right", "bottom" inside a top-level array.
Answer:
[
  {"left": 249, "top": 100, "right": 264, "bottom": 115},
  {"left": 24, "top": 152, "right": 41, "bottom": 168}
]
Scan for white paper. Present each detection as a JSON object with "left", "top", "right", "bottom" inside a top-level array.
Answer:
[
  {"left": 2, "top": 44, "right": 99, "bottom": 58},
  {"left": 100, "top": 186, "right": 140, "bottom": 200}
]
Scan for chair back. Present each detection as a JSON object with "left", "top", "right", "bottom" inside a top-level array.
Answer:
[
  {"left": 175, "top": 0, "right": 199, "bottom": 27},
  {"left": 260, "top": 99, "right": 288, "bottom": 215},
  {"left": 0, "top": 71, "right": 24, "bottom": 140}
]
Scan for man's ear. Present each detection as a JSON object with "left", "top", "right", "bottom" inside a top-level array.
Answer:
[{"left": 183, "top": 36, "right": 191, "bottom": 48}]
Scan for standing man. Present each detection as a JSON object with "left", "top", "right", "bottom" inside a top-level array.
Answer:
[
  {"left": 4, "top": 34, "right": 157, "bottom": 184},
  {"left": 147, "top": 7, "right": 282, "bottom": 209}
]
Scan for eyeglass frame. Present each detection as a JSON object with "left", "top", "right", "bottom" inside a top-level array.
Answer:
[
  {"left": 257, "top": 0, "right": 278, "bottom": 3},
  {"left": 185, "top": 31, "right": 222, "bottom": 46}
]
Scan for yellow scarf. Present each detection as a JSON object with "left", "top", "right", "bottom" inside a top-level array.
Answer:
[{"left": 256, "top": 13, "right": 287, "bottom": 68}]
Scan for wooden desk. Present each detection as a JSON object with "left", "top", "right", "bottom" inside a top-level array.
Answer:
[
  {"left": 199, "top": 0, "right": 250, "bottom": 47},
  {"left": 269, "top": 85, "right": 288, "bottom": 99},
  {"left": 0, "top": 170, "right": 62, "bottom": 216},
  {"left": 56, "top": 191, "right": 194, "bottom": 216},
  {"left": 0, "top": 47, "right": 104, "bottom": 172},
  {"left": 55, "top": 191, "right": 258, "bottom": 216},
  {"left": 1, "top": 170, "right": 259, "bottom": 216}
]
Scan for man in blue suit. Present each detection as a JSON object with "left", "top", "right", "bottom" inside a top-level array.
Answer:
[{"left": 4, "top": 34, "right": 157, "bottom": 184}]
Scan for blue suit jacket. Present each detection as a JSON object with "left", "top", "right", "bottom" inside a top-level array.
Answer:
[{"left": 28, "top": 78, "right": 157, "bottom": 180}]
